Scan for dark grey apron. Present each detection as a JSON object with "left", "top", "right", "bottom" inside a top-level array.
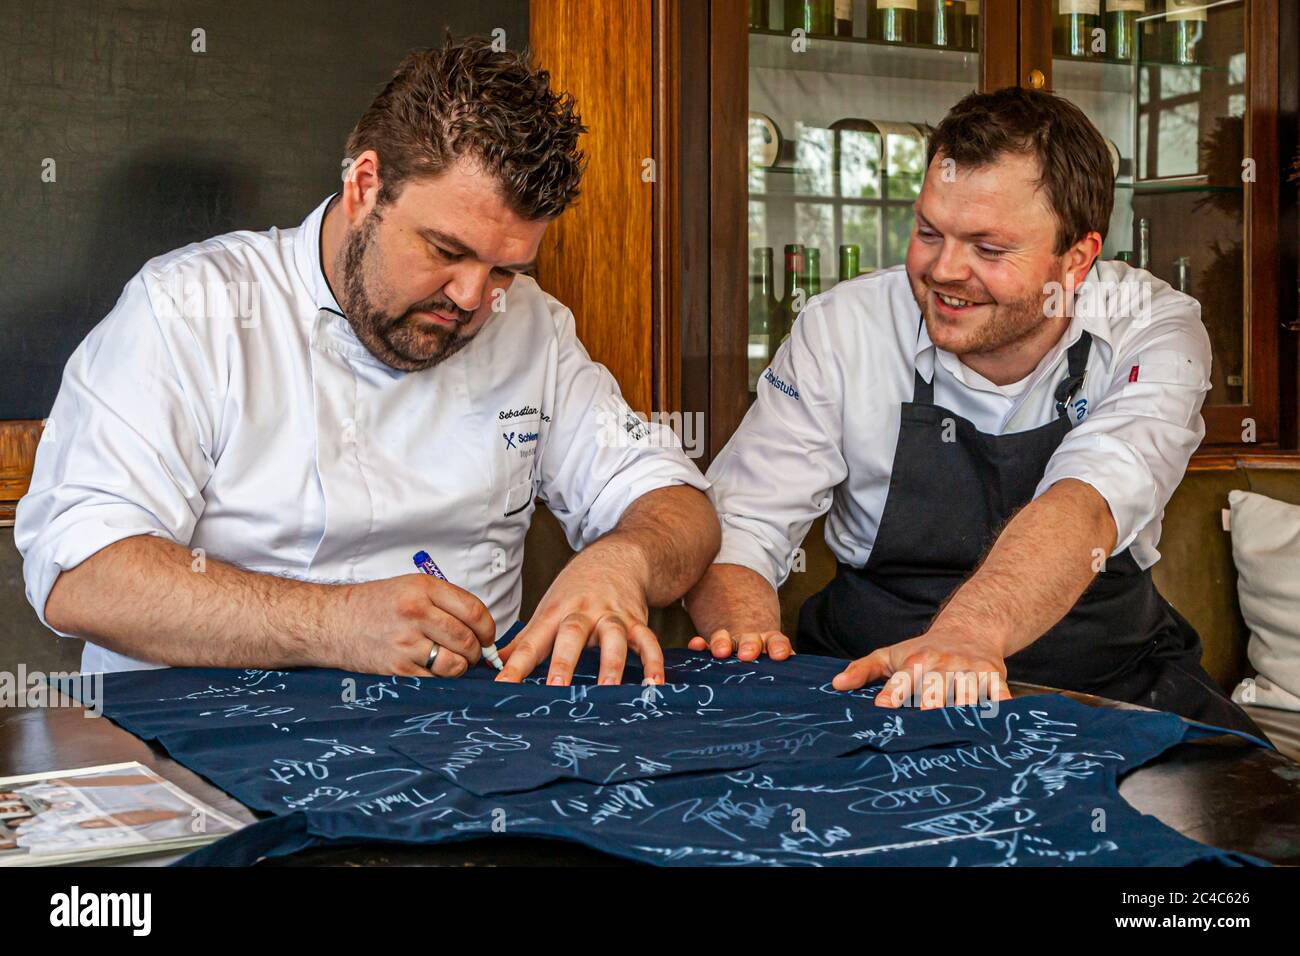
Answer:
[{"left": 798, "top": 329, "right": 1263, "bottom": 737}]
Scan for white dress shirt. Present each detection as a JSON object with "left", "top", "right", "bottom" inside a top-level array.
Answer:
[
  {"left": 17, "top": 196, "right": 708, "bottom": 673},
  {"left": 709, "top": 262, "right": 1211, "bottom": 591}
]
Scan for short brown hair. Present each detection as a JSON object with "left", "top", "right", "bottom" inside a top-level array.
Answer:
[
  {"left": 926, "top": 87, "right": 1113, "bottom": 255},
  {"left": 345, "top": 35, "right": 588, "bottom": 220}
]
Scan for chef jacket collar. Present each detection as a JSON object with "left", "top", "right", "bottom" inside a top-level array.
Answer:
[
  {"left": 293, "top": 193, "right": 347, "bottom": 317},
  {"left": 293, "top": 194, "right": 407, "bottom": 374},
  {"left": 913, "top": 262, "right": 1116, "bottom": 390}
]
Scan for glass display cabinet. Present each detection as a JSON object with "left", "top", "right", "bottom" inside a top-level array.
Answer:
[
  {"left": 745, "top": 1, "right": 983, "bottom": 390},
  {"left": 691, "top": 0, "right": 1294, "bottom": 460},
  {"left": 1050, "top": 0, "right": 1284, "bottom": 447}
]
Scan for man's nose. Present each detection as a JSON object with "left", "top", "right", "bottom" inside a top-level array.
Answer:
[
  {"left": 929, "top": 240, "right": 971, "bottom": 285},
  {"left": 443, "top": 262, "right": 492, "bottom": 315}
]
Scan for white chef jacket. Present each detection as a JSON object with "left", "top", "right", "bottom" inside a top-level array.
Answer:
[
  {"left": 16, "top": 195, "right": 708, "bottom": 673},
  {"left": 710, "top": 262, "right": 1210, "bottom": 591}
]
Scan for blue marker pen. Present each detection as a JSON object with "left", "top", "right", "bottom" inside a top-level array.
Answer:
[{"left": 412, "top": 551, "right": 503, "bottom": 671}]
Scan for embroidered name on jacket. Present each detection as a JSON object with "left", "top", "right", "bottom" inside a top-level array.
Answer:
[{"left": 764, "top": 369, "right": 800, "bottom": 400}]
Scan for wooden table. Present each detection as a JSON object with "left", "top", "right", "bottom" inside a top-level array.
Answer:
[{"left": 3, "top": 682, "right": 1298, "bottom": 866}]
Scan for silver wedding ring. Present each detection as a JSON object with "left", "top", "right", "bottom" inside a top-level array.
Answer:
[{"left": 425, "top": 644, "right": 440, "bottom": 671}]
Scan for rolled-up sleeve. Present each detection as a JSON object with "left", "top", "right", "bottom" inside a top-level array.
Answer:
[
  {"left": 1036, "top": 293, "right": 1211, "bottom": 556},
  {"left": 707, "top": 300, "right": 848, "bottom": 589},
  {"left": 535, "top": 301, "right": 708, "bottom": 550},
  {"left": 14, "top": 271, "right": 215, "bottom": 634}
]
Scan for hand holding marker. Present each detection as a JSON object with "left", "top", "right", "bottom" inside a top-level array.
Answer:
[{"left": 412, "top": 551, "right": 504, "bottom": 671}]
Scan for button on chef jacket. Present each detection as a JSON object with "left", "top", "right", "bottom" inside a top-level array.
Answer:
[
  {"left": 709, "top": 263, "right": 1210, "bottom": 592},
  {"left": 16, "top": 195, "right": 709, "bottom": 674}
]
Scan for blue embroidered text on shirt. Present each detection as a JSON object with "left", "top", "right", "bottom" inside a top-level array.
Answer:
[
  {"left": 764, "top": 368, "right": 800, "bottom": 400},
  {"left": 498, "top": 405, "right": 539, "bottom": 421}
]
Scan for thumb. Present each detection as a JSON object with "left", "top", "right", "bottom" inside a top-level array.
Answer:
[{"left": 832, "top": 649, "right": 891, "bottom": 691}]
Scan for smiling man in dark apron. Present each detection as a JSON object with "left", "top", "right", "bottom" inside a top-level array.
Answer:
[{"left": 685, "top": 87, "right": 1260, "bottom": 737}]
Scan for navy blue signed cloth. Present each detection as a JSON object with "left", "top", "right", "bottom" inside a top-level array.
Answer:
[{"left": 81, "top": 644, "right": 1271, "bottom": 866}]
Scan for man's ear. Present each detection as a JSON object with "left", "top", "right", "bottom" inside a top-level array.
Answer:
[
  {"left": 1065, "top": 230, "right": 1103, "bottom": 288},
  {"left": 341, "top": 149, "right": 383, "bottom": 223}
]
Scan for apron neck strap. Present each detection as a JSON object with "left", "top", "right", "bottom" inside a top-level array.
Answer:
[
  {"left": 912, "top": 366, "right": 934, "bottom": 404},
  {"left": 1053, "top": 330, "right": 1093, "bottom": 422}
]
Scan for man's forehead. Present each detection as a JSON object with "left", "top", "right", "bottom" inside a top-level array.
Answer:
[
  {"left": 393, "top": 175, "right": 547, "bottom": 266},
  {"left": 919, "top": 153, "right": 1053, "bottom": 233},
  {"left": 926, "top": 149, "right": 1043, "bottom": 193}
]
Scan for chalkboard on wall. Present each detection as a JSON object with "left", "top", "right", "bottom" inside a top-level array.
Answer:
[{"left": 0, "top": 0, "right": 529, "bottom": 419}]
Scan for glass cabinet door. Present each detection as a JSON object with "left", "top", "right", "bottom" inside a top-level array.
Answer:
[
  {"left": 1051, "top": 0, "right": 1252, "bottom": 413},
  {"left": 745, "top": 0, "right": 983, "bottom": 394}
]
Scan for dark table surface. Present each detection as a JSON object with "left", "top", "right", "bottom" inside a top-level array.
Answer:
[{"left": 3, "top": 681, "right": 1299, "bottom": 866}]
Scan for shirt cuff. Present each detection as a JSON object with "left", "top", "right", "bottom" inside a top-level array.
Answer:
[
  {"left": 578, "top": 455, "right": 711, "bottom": 548},
  {"left": 713, "top": 516, "right": 784, "bottom": 591},
  {"left": 1035, "top": 433, "right": 1159, "bottom": 556}
]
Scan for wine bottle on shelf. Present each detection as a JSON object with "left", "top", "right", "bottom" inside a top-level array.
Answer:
[
  {"left": 772, "top": 244, "right": 806, "bottom": 359},
  {"left": 1136, "top": 218, "right": 1150, "bottom": 271},
  {"left": 1115, "top": 250, "right": 1134, "bottom": 263},
  {"left": 1106, "top": 0, "right": 1145, "bottom": 61},
  {"left": 869, "top": 0, "right": 917, "bottom": 43},
  {"left": 1053, "top": 1, "right": 1099, "bottom": 57},
  {"left": 785, "top": 0, "right": 835, "bottom": 35},
  {"left": 1166, "top": 0, "right": 1204, "bottom": 66},
  {"left": 1173, "top": 256, "right": 1191, "bottom": 295},
  {"left": 919, "top": 0, "right": 962, "bottom": 47},
  {"left": 748, "top": 248, "right": 777, "bottom": 391},
  {"left": 834, "top": 0, "right": 855, "bottom": 36},
  {"left": 750, "top": 0, "right": 771, "bottom": 29},
  {"left": 806, "top": 248, "right": 823, "bottom": 297},
  {"left": 839, "top": 244, "right": 860, "bottom": 284},
  {"left": 962, "top": 0, "right": 979, "bottom": 50}
]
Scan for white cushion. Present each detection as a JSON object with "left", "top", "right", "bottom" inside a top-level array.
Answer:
[{"left": 1228, "top": 490, "right": 1300, "bottom": 711}]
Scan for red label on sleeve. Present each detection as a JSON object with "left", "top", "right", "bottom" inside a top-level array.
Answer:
[{"left": 1128, "top": 365, "right": 1140, "bottom": 383}]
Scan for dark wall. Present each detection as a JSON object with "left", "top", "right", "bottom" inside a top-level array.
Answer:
[{"left": 0, "top": 0, "right": 529, "bottom": 419}]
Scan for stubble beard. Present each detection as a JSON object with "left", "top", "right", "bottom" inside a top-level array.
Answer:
[
  {"left": 337, "top": 212, "right": 477, "bottom": 373},
  {"left": 910, "top": 265, "right": 1065, "bottom": 358}
]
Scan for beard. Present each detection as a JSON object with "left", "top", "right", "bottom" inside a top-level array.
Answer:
[
  {"left": 336, "top": 212, "right": 478, "bottom": 373},
  {"left": 910, "top": 265, "right": 1066, "bottom": 358}
]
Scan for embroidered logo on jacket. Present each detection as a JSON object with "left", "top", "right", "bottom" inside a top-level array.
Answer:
[{"left": 763, "top": 368, "right": 800, "bottom": 400}]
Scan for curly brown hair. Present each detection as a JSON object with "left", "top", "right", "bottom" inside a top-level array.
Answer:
[
  {"left": 344, "top": 35, "right": 588, "bottom": 220},
  {"left": 926, "top": 87, "right": 1114, "bottom": 256}
]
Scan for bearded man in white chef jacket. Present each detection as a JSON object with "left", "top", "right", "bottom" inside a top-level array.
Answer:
[
  {"left": 16, "top": 37, "right": 719, "bottom": 686},
  {"left": 685, "top": 87, "right": 1260, "bottom": 737}
]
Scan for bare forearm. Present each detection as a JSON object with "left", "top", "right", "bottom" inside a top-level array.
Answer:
[
  {"left": 933, "top": 479, "right": 1118, "bottom": 657},
  {"left": 590, "top": 485, "right": 721, "bottom": 606},
  {"left": 43, "top": 534, "right": 339, "bottom": 668},
  {"left": 685, "top": 563, "right": 782, "bottom": 636}
]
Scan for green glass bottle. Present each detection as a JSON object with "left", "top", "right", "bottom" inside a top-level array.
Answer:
[
  {"left": 747, "top": 248, "right": 777, "bottom": 391},
  {"left": 834, "top": 0, "right": 855, "bottom": 36},
  {"left": 838, "top": 244, "right": 860, "bottom": 284},
  {"left": 772, "top": 244, "right": 805, "bottom": 360},
  {"left": 785, "top": 0, "right": 835, "bottom": 35},
  {"left": 919, "top": 0, "right": 962, "bottom": 47},
  {"left": 750, "top": 0, "right": 770, "bottom": 29},
  {"left": 806, "top": 247, "right": 823, "bottom": 297},
  {"left": 1166, "top": 0, "right": 1204, "bottom": 65},
  {"left": 1106, "top": 0, "right": 1145, "bottom": 61},
  {"left": 870, "top": 0, "right": 917, "bottom": 43},
  {"left": 1053, "top": 0, "right": 1100, "bottom": 57},
  {"left": 963, "top": 0, "right": 980, "bottom": 50}
]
